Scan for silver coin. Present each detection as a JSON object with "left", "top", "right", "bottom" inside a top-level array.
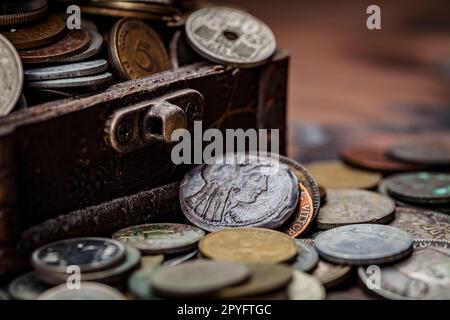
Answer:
[
  {"left": 26, "top": 72, "right": 112, "bottom": 89},
  {"left": 151, "top": 260, "right": 250, "bottom": 298},
  {"left": 317, "top": 189, "right": 396, "bottom": 230},
  {"left": 112, "top": 223, "right": 205, "bottom": 255},
  {"left": 24, "top": 59, "right": 108, "bottom": 81},
  {"left": 185, "top": 7, "right": 276, "bottom": 67},
  {"left": 55, "top": 30, "right": 103, "bottom": 63},
  {"left": 292, "top": 240, "right": 319, "bottom": 273},
  {"left": 128, "top": 267, "right": 161, "bottom": 300},
  {"left": 163, "top": 250, "right": 198, "bottom": 267},
  {"left": 358, "top": 240, "right": 450, "bottom": 300},
  {"left": 389, "top": 207, "right": 450, "bottom": 241},
  {"left": 0, "top": 34, "right": 23, "bottom": 116},
  {"left": 180, "top": 153, "right": 299, "bottom": 232},
  {"left": 38, "top": 282, "right": 126, "bottom": 300},
  {"left": 8, "top": 272, "right": 50, "bottom": 300},
  {"left": 0, "top": 290, "right": 9, "bottom": 300},
  {"left": 32, "top": 237, "right": 126, "bottom": 274},
  {"left": 315, "top": 224, "right": 414, "bottom": 265}
]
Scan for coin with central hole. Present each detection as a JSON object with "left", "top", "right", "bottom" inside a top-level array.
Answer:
[{"left": 112, "top": 223, "right": 205, "bottom": 255}]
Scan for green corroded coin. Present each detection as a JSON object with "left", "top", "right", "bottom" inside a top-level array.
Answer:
[{"left": 385, "top": 172, "right": 450, "bottom": 205}]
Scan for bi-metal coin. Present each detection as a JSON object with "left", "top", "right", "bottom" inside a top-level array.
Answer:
[
  {"left": 112, "top": 223, "right": 205, "bottom": 255},
  {"left": 291, "top": 240, "right": 319, "bottom": 273},
  {"left": 358, "top": 240, "right": 450, "bottom": 300},
  {"left": 24, "top": 59, "right": 108, "bottom": 81},
  {"left": 315, "top": 224, "right": 414, "bottom": 265},
  {"left": 38, "top": 282, "right": 126, "bottom": 300},
  {"left": 316, "top": 189, "right": 396, "bottom": 230},
  {"left": 288, "top": 270, "right": 326, "bottom": 300},
  {"left": 8, "top": 272, "right": 50, "bottom": 300},
  {"left": 180, "top": 153, "right": 299, "bottom": 232},
  {"left": 185, "top": 7, "right": 276, "bottom": 67}
]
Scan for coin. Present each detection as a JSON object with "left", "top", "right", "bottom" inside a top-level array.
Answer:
[
  {"left": 151, "top": 260, "right": 250, "bottom": 298},
  {"left": 180, "top": 153, "right": 299, "bottom": 232},
  {"left": 306, "top": 160, "right": 382, "bottom": 189},
  {"left": 0, "top": 34, "right": 23, "bottom": 116},
  {"left": 25, "top": 59, "right": 107, "bottom": 81},
  {"left": 90, "top": 1, "right": 180, "bottom": 16},
  {"left": 326, "top": 284, "right": 377, "bottom": 300},
  {"left": 389, "top": 140, "right": 450, "bottom": 166},
  {"left": 358, "top": 240, "right": 450, "bottom": 300},
  {"left": 315, "top": 224, "right": 414, "bottom": 265},
  {"left": 340, "top": 146, "right": 421, "bottom": 173},
  {"left": 0, "top": 290, "right": 8, "bottom": 300},
  {"left": 312, "top": 259, "right": 353, "bottom": 289},
  {"left": 112, "top": 223, "right": 205, "bottom": 255},
  {"left": 389, "top": 207, "right": 450, "bottom": 241},
  {"left": 26, "top": 72, "right": 112, "bottom": 89},
  {"left": 19, "top": 29, "right": 91, "bottom": 64},
  {"left": 163, "top": 250, "right": 198, "bottom": 267},
  {"left": 316, "top": 189, "right": 396, "bottom": 230},
  {"left": 8, "top": 272, "right": 50, "bottom": 300},
  {"left": 215, "top": 263, "right": 292, "bottom": 299},
  {"left": 141, "top": 255, "right": 164, "bottom": 269},
  {"left": 185, "top": 7, "right": 276, "bottom": 67},
  {"left": 38, "top": 282, "right": 126, "bottom": 300},
  {"left": 199, "top": 228, "right": 298, "bottom": 263},
  {"left": 318, "top": 185, "right": 327, "bottom": 204},
  {"left": 291, "top": 240, "right": 319, "bottom": 273},
  {"left": 283, "top": 184, "right": 315, "bottom": 237},
  {"left": 384, "top": 172, "right": 450, "bottom": 205},
  {"left": 127, "top": 267, "right": 161, "bottom": 300},
  {"left": 1, "top": 14, "right": 66, "bottom": 50},
  {"left": 0, "top": 0, "right": 47, "bottom": 15},
  {"left": 32, "top": 237, "right": 126, "bottom": 274},
  {"left": 0, "top": 4, "right": 48, "bottom": 26},
  {"left": 54, "top": 30, "right": 103, "bottom": 63},
  {"left": 288, "top": 270, "right": 326, "bottom": 300},
  {"left": 169, "top": 29, "right": 202, "bottom": 68},
  {"left": 109, "top": 18, "right": 171, "bottom": 80},
  {"left": 80, "top": 5, "right": 172, "bottom": 20}
]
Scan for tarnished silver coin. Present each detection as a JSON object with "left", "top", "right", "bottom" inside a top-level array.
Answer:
[
  {"left": 358, "top": 240, "right": 450, "bottom": 300},
  {"left": 389, "top": 140, "right": 450, "bottom": 166},
  {"left": 38, "top": 282, "right": 126, "bottom": 300},
  {"left": 151, "top": 260, "right": 250, "bottom": 298},
  {"left": 0, "top": 34, "right": 23, "bottom": 116},
  {"left": 55, "top": 30, "right": 103, "bottom": 63},
  {"left": 163, "top": 250, "right": 198, "bottom": 267},
  {"left": 8, "top": 272, "right": 50, "bottom": 300},
  {"left": 128, "top": 267, "right": 161, "bottom": 300},
  {"left": 389, "top": 207, "right": 450, "bottom": 241},
  {"left": 24, "top": 59, "right": 108, "bottom": 80},
  {"left": 32, "top": 237, "right": 126, "bottom": 274},
  {"left": 288, "top": 270, "right": 326, "bottom": 300},
  {"left": 292, "top": 240, "right": 319, "bottom": 273},
  {"left": 26, "top": 72, "right": 112, "bottom": 89},
  {"left": 185, "top": 7, "right": 276, "bottom": 67},
  {"left": 180, "top": 153, "right": 299, "bottom": 232},
  {"left": 317, "top": 189, "right": 396, "bottom": 230},
  {"left": 112, "top": 223, "right": 205, "bottom": 255},
  {"left": 315, "top": 224, "right": 414, "bottom": 265}
]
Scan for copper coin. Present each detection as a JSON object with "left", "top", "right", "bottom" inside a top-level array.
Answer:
[
  {"left": 19, "top": 29, "right": 91, "bottom": 64},
  {"left": 0, "top": 4, "right": 48, "bottom": 26},
  {"left": 109, "top": 18, "right": 171, "bottom": 80},
  {"left": 1, "top": 14, "right": 66, "bottom": 50},
  {"left": 389, "top": 140, "right": 450, "bottom": 166},
  {"left": 283, "top": 184, "right": 315, "bottom": 237},
  {"left": 340, "top": 146, "right": 421, "bottom": 173}
]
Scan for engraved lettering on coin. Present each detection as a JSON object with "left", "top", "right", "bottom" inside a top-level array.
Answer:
[{"left": 283, "top": 184, "right": 315, "bottom": 237}]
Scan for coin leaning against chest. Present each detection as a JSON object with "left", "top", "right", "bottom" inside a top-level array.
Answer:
[
  {"left": 317, "top": 189, "right": 396, "bottom": 230},
  {"left": 315, "top": 224, "right": 414, "bottom": 265},
  {"left": 0, "top": 34, "right": 23, "bottom": 116},
  {"left": 109, "top": 18, "right": 171, "bottom": 80},
  {"left": 180, "top": 153, "right": 299, "bottom": 232}
]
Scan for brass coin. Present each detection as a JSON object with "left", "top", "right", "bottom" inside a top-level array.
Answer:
[
  {"left": 306, "top": 160, "right": 382, "bottom": 189},
  {"left": 1, "top": 14, "right": 66, "bottom": 50},
  {"left": 283, "top": 184, "right": 315, "bottom": 237},
  {"left": 109, "top": 18, "right": 171, "bottom": 80},
  {"left": 19, "top": 29, "right": 91, "bottom": 64},
  {"left": 311, "top": 259, "right": 353, "bottom": 289},
  {"left": 288, "top": 270, "right": 326, "bottom": 300},
  {"left": 199, "top": 228, "right": 298, "bottom": 263},
  {"left": 0, "top": 4, "right": 48, "bottom": 26},
  {"left": 215, "top": 263, "right": 292, "bottom": 299}
]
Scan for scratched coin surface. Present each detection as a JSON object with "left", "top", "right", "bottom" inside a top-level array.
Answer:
[
  {"left": 24, "top": 59, "right": 107, "bottom": 80},
  {"left": 315, "top": 224, "right": 414, "bottom": 265},
  {"left": 1, "top": 14, "right": 65, "bottom": 49},
  {"left": 306, "top": 160, "right": 382, "bottom": 189},
  {"left": 32, "top": 237, "right": 126, "bottom": 274},
  {"left": 180, "top": 153, "right": 299, "bottom": 232},
  {"left": 151, "top": 260, "right": 251, "bottom": 298},
  {"left": 109, "top": 18, "right": 171, "bottom": 80},
  {"left": 185, "top": 7, "right": 276, "bottom": 67},
  {"left": 389, "top": 140, "right": 450, "bottom": 166},
  {"left": 317, "top": 189, "right": 396, "bottom": 230},
  {"left": 0, "top": 34, "right": 23, "bottom": 116},
  {"left": 55, "top": 30, "right": 103, "bottom": 63},
  {"left": 199, "top": 228, "right": 298, "bottom": 263},
  {"left": 389, "top": 207, "right": 450, "bottom": 241},
  {"left": 291, "top": 240, "right": 319, "bottom": 273},
  {"left": 288, "top": 270, "right": 326, "bottom": 300},
  {"left": 384, "top": 172, "right": 450, "bottom": 205},
  {"left": 8, "top": 272, "right": 50, "bottom": 300},
  {"left": 112, "top": 223, "right": 205, "bottom": 255},
  {"left": 358, "top": 240, "right": 450, "bottom": 300},
  {"left": 38, "top": 282, "right": 126, "bottom": 300}
]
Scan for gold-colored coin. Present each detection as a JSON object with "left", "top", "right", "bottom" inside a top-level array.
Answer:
[
  {"left": 288, "top": 270, "right": 326, "bottom": 300},
  {"left": 199, "top": 228, "right": 298, "bottom": 263},
  {"left": 306, "top": 160, "right": 381, "bottom": 189},
  {"left": 141, "top": 255, "right": 164, "bottom": 269}
]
